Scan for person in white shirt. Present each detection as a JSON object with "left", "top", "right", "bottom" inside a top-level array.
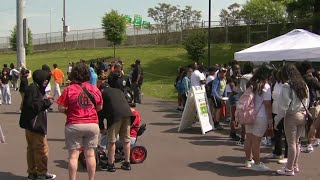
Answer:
[
  {"left": 275, "top": 64, "right": 309, "bottom": 176},
  {"left": 244, "top": 64, "right": 274, "bottom": 172},
  {"left": 190, "top": 65, "right": 206, "bottom": 87}
]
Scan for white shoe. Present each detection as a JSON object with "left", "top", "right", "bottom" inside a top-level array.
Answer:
[
  {"left": 277, "top": 158, "right": 288, "bottom": 164},
  {"left": 265, "top": 154, "right": 281, "bottom": 159},
  {"left": 277, "top": 168, "right": 295, "bottom": 176},
  {"left": 245, "top": 159, "right": 255, "bottom": 168},
  {"left": 251, "top": 163, "right": 270, "bottom": 171},
  {"left": 305, "top": 144, "right": 314, "bottom": 153}
]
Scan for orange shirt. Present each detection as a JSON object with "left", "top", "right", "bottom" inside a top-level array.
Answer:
[{"left": 51, "top": 68, "right": 64, "bottom": 83}]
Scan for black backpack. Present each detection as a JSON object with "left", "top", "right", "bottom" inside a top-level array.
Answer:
[{"left": 205, "top": 80, "right": 214, "bottom": 98}]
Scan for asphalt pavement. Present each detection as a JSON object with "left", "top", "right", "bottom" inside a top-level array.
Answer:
[{"left": 0, "top": 90, "right": 319, "bottom": 180}]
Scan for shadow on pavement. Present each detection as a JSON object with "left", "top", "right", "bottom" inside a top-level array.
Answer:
[
  {"left": 233, "top": 147, "right": 271, "bottom": 154},
  {"left": 0, "top": 172, "right": 25, "bottom": 180},
  {"left": 149, "top": 122, "right": 180, "bottom": 126},
  {"left": 188, "top": 161, "right": 275, "bottom": 177},
  {"left": 54, "top": 160, "right": 68, "bottom": 169},
  {"left": 0, "top": 112, "right": 20, "bottom": 114},
  {"left": 163, "top": 127, "right": 202, "bottom": 134},
  {"left": 47, "top": 138, "right": 65, "bottom": 142},
  {"left": 163, "top": 114, "right": 181, "bottom": 119}
]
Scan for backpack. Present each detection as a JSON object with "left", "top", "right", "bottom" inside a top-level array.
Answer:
[
  {"left": 205, "top": 80, "right": 214, "bottom": 98},
  {"left": 235, "top": 86, "right": 263, "bottom": 125},
  {"left": 176, "top": 80, "right": 184, "bottom": 94}
]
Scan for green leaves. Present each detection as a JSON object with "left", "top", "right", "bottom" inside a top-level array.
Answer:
[
  {"left": 183, "top": 30, "right": 207, "bottom": 62},
  {"left": 101, "top": 10, "right": 127, "bottom": 46},
  {"left": 242, "top": 0, "right": 287, "bottom": 24},
  {"left": 9, "top": 25, "right": 33, "bottom": 55}
]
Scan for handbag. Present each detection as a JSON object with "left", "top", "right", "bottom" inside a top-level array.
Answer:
[
  {"left": 300, "top": 99, "right": 314, "bottom": 125},
  {"left": 77, "top": 83, "right": 97, "bottom": 108}
]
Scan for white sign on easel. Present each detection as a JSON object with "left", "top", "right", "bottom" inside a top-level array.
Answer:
[{"left": 178, "top": 85, "right": 214, "bottom": 134}]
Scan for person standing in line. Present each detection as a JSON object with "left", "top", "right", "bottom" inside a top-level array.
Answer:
[
  {"left": 244, "top": 64, "right": 273, "bottom": 171},
  {"left": 131, "top": 60, "right": 143, "bottom": 104},
  {"left": 175, "top": 67, "right": 185, "bottom": 111},
  {"left": 190, "top": 64, "right": 206, "bottom": 87},
  {"left": 227, "top": 61, "right": 242, "bottom": 141},
  {"left": 19, "top": 70, "right": 56, "bottom": 180},
  {"left": 181, "top": 67, "right": 193, "bottom": 108},
  {"left": 19, "top": 68, "right": 29, "bottom": 112},
  {"left": 57, "top": 63, "right": 102, "bottom": 180},
  {"left": 276, "top": 64, "right": 309, "bottom": 176},
  {"left": 0, "top": 70, "right": 12, "bottom": 105},
  {"left": 211, "top": 68, "right": 228, "bottom": 131},
  {"left": 89, "top": 64, "right": 98, "bottom": 87},
  {"left": 265, "top": 70, "right": 288, "bottom": 164},
  {"left": 236, "top": 62, "right": 254, "bottom": 146},
  {"left": 51, "top": 64, "right": 64, "bottom": 99}
]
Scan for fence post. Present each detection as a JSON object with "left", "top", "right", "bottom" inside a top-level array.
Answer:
[
  {"left": 76, "top": 30, "right": 79, "bottom": 49},
  {"left": 93, "top": 29, "right": 96, "bottom": 49}
]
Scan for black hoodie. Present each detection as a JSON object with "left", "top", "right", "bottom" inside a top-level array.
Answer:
[{"left": 19, "top": 70, "right": 52, "bottom": 135}]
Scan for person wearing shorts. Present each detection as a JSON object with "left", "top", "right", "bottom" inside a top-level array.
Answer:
[
  {"left": 99, "top": 83, "right": 135, "bottom": 172},
  {"left": 57, "top": 63, "right": 103, "bottom": 180},
  {"left": 212, "top": 68, "right": 227, "bottom": 130},
  {"left": 244, "top": 64, "right": 273, "bottom": 172}
]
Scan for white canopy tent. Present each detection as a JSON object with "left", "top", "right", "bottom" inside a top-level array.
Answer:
[{"left": 234, "top": 29, "right": 320, "bottom": 62}]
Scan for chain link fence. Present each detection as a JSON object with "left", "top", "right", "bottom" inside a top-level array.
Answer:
[{"left": 0, "top": 20, "right": 309, "bottom": 53}]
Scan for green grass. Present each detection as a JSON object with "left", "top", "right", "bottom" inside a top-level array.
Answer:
[{"left": 0, "top": 44, "right": 247, "bottom": 99}]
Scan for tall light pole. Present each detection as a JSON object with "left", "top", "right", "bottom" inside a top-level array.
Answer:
[
  {"left": 50, "top": 8, "right": 52, "bottom": 44},
  {"left": 208, "top": 0, "right": 212, "bottom": 67},
  {"left": 62, "top": 0, "right": 66, "bottom": 49},
  {"left": 16, "top": 0, "right": 26, "bottom": 68}
]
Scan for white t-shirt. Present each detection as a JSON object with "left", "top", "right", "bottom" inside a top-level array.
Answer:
[
  {"left": 272, "top": 82, "right": 283, "bottom": 114},
  {"left": 191, "top": 70, "right": 206, "bottom": 86},
  {"left": 45, "top": 83, "right": 51, "bottom": 92},
  {"left": 206, "top": 75, "right": 215, "bottom": 84},
  {"left": 255, "top": 83, "right": 272, "bottom": 118}
]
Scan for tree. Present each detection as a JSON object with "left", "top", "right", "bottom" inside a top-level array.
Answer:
[
  {"left": 176, "top": 6, "right": 202, "bottom": 30},
  {"left": 242, "top": 0, "right": 287, "bottom": 24},
  {"left": 183, "top": 29, "right": 207, "bottom": 63},
  {"left": 148, "top": 3, "right": 178, "bottom": 43},
  {"left": 9, "top": 26, "right": 33, "bottom": 55},
  {"left": 273, "top": 0, "right": 320, "bottom": 34},
  {"left": 219, "top": 3, "right": 242, "bottom": 26},
  {"left": 101, "top": 10, "right": 127, "bottom": 58}
]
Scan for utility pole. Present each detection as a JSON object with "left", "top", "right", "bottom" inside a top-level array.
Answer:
[
  {"left": 16, "top": 0, "right": 26, "bottom": 68},
  {"left": 62, "top": 0, "right": 66, "bottom": 49},
  {"left": 208, "top": 0, "right": 212, "bottom": 67}
]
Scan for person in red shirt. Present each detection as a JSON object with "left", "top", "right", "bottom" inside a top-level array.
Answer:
[
  {"left": 56, "top": 63, "right": 103, "bottom": 180},
  {"left": 130, "top": 107, "right": 141, "bottom": 144}
]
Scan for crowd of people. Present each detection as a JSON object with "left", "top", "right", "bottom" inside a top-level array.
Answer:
[
  {"left": 0, "top": 59, "right": 144, "bottom": 180},
  {"left": 175, "top": 60, "right": 320, "bottom": 175}
]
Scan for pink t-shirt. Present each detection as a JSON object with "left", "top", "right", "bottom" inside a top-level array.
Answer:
[{"left": 57, "top": 82, "right": 103, "bottom": 125}]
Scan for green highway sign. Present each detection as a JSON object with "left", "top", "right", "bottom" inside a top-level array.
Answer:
[{"left": 133, "top": 14, "right": 142, "bottom": 27}]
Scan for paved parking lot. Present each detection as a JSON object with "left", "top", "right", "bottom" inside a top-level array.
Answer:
[{"left": 0, "top": 90, "right": 319, "bottom": 180}]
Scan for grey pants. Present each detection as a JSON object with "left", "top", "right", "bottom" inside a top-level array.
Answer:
[
  {"left": 284, "top": 112, "right": 306, "bottom": 170},
  {"left": 132, "top": 83, "right": 142, "bottom": 103}
]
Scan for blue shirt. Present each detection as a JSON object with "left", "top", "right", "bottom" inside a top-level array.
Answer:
[{"left": 89, "top": 67, "right": 98, "bottom": 86}]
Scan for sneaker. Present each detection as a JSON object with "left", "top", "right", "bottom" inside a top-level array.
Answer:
[
  {"left": 236, "top": 139, "right": 245, "bottom": 146},
  {"left": 265, "top": 154, "right": 281, "bottom": 159},
  {"left": 214, "top": 122, "right": 224, "bottom": 131},
  {"left": 102, "top": 163, "right": 116, "bottom": 172},
  {"left": 36, "top": 173, "right": 56, "bottom": 180},
  {"left": 276, "top": 168, "right": 295, "bottom": 176},
  {"left": 121, "top": 161, "right": 132, "bottom": 171},
  {"left": 251, "top": 163, "right": 270, "bottom": 171},
  {"left": 230, "top": 132, "right": 241, "bottom": 141},
  {"left": 305, "top": 144, "right": 314, "bottom": 153},
  {"left": 27, "top": 174, "right": 37, "bottom": 180},
  {"left": 277, "top": 158, "right": 288, "bottom": 164},
  {"left": 245, "top": 159, "right": 255, "bottom": 168}
]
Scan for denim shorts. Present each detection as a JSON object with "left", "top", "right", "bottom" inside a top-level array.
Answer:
[{"left": 229, "top": 94, "right": 239, "bottom": 107}]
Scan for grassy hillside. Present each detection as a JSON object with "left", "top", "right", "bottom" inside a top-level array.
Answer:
[{"left": 0, "top": 44, "right": 247, "bottom": 99}]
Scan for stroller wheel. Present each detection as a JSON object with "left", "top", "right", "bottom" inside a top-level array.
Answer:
[{"left": 130, "top": 146, "right": 147, "bottom": 164}]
